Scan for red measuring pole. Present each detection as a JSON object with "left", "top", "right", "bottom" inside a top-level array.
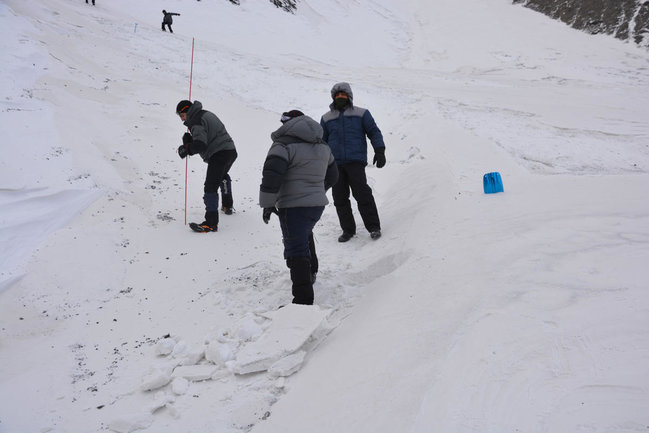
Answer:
[{"left": 184, "top": 38, "right": 195, "bottom": 225}]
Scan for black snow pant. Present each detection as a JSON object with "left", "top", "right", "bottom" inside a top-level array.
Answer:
[
  {"left": 332, "top": 162, "right": 381, "bottom": 235},
  {"left": 203, "top": 149, "right": 237, "bottom": 226},
  {"left": 162, "top": 22, "right": 173, "bottom": 32},
  {"left": 279, "top": 207, "right": 324, "bottom": 305}
]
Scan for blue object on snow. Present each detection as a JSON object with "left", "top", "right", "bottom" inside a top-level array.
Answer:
[{"left": 483, "top": 172, "right": 504, "bottom": 194}]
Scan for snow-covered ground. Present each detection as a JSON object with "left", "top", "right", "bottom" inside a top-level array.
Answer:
[{"left": 1, "top": 0, "right": 648, "bottom": 432}]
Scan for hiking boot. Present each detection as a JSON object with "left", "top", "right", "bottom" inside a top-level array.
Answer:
[
  {"left": 338, "top": 232, "right": 354, "bottom": 243},
  {"left": 370, "top": 230, "right": 382, "bottom": 240},
  {"left": 190, "top": 221, "right": 218, "bottom": 233},
  {"left": 221, "top": 206, "right": 233, "bottom": 215}
]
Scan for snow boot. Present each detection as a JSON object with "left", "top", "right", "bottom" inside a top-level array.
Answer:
[{"left": 288, "top": 257, "right": 313, "bottom": 305}]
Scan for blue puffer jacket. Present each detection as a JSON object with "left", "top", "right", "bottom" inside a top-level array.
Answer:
[{"left": 320, "top": 82, "right": 385, "bottom": 165}]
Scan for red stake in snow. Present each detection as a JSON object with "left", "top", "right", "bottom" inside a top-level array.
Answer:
[{"left": 185, "top": 37, "right": 195, "bottom": 225}]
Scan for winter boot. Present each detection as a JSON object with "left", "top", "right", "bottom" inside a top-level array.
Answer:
[{"left": 287, "top": 257, "right": 313, "bottom": 305}]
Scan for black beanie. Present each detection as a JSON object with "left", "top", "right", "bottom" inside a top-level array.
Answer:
[
  {"left": 280, "top": 110, "right": 304, "bottom": 123},
  {"left": 176, "top": 100, "right": 192, "bottom": 114}
]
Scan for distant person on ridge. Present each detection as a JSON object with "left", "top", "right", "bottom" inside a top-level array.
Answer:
[
  {"left": 176, "top": 100, "right": 238, "bottom": 233},
  {"left": 259, "top": 110, "right": 338, "bottom": 305},
  {"left": 162, "top": 10, "right": 180, "bottom": 33},
  {"left": 320, "top": 82, "right": 386, "bottom": 242}
]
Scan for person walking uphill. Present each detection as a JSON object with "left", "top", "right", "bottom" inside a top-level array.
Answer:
[
  {"left": 260, "top": 110, "right": 338, "bottom": 305},
  {"left": 176, "top": 100, "right": 237, "bottom": 233},
  {"left": 162, "top": 10, "right": 180, "bottom": 33},
  {"left": 320, "top": 82, "right": 386, "bottom": 242}
]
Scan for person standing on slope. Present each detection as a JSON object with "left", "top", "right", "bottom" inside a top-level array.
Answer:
[
  {"left": 260, "top": 110, "right": 338, "bottom": 305},
  {"left": 162, "top": 10, "right": 180, "bottom": 33},
  {"left": 320, "top": 82, "right": 386, "bottom": 242},
  {"left": 176, "top": 100, "right": 237, "bottom": 232}
]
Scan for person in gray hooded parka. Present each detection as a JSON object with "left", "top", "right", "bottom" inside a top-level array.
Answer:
[{"left": 260, "top": 110, "right": 338, "bottom": 305}]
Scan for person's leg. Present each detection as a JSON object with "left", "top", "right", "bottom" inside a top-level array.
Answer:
[
  {"left": 279, "top": 207, "right": 324, "bottom": 305},
  {"left": 162, "top": 22, "right": 166, "bottom": 31},
  {"left": 331, "top": 165, "right": 356, "bottom": 237},
  {"left": 346, "top": 162, "right": 381, "bottom": 233},
  {"left": 203, "top": 150, "right": 237, "bottom": 226},
  {"left": 169, "top": 24, "right": 173, "bottom": 33},
  {"left": 220, "top": 174, "right": 233, "bottom": 212}
]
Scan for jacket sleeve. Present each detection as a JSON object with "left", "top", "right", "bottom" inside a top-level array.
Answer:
[
  {"left": 188, "top": 124, "right": 208, "bottom": 155},
  {"left": 362, "top": 110, "right": 385, "bottom": 151},
  {"left": 324, "top": 153, "right": 338, "bottom": 191},
  {"left": 320, "top": 117, "right": 329, "bottom": 143},
  {"left": 259, "top": 145, "right": 289, "bottom": 208}
]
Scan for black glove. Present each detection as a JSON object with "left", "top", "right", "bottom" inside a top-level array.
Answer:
[
  {"left": 182, "top": 132, "right": 192, "bottom": 146},
  {"left": 177, "top": 144, "right": 188, "bottom": 159},
  {"left": 263, "top": 207, "right": 278, "bottom": 224},
  {"left": 373, "top": 148, "right": 386, "bottom": 168}
]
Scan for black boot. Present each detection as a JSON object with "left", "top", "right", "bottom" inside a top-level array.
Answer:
[
  {"left": 287, "top": 257, "right": 313, "bottom": 305},
  {"left": 308, "top": 232, "right": 318, "bottom": 283}
]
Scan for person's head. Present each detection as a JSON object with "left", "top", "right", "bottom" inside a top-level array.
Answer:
[
  {"left": 280, "top": 109, "right": 304, "bottom": 124},
  {"left": 162, "top": 10, "right": 167, "bottom": 14},
  {"left": 330, "top": 82, "right": 353, "bottom": 110},
  {"left": 176, "top": 100, "right": 192, "bottom": 121}
]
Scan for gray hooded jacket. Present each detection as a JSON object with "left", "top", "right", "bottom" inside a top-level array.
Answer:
[
  {"left": 259, "top": 115, "right": 338, "bottom": 209},
  {"left": 183, "top": 101, "right": 236, "bottom": 162}
]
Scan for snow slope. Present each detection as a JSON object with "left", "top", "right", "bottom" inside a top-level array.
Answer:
[{"left": 1, "top": 0, "right": 648, "bottom": 432}]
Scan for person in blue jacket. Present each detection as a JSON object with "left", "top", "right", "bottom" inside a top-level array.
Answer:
[{"left": 320, "top": 82, "right": 386, "bottom": 242}]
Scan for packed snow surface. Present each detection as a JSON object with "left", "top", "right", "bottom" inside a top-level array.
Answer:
[{"left": 1, "top": 0, "right": 648, "bottom": 432}]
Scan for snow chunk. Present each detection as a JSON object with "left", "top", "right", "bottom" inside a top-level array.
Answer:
[
  {"left": 268, "top": 350, "right": 306, "bottom": 377},
  {"left": 155, "top": 338, "right": 176, "bottom": 356},
  {"left": 205, "top": 341, "right": 236, "bottom": 366},
  {"left": 171, "top": 364, "right": 219, "bottom": 381},
  {"left": 140, "top": 367, "right": 172, "bottom": 392},
  {"left": 234, "top": 304, "right": 330, "bottom": 374},
  {"left": 170, "top": 377, "right": 190, "bottom": 395}
]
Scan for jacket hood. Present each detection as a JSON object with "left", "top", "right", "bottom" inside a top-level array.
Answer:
[
  {"left": 183, "top": 100, "right": 203, "bottom": 127},
  {"left": 330, "top": 82, "right": 354, "bottom": 102},
  {"left": 271, "top": 115, "right": 323, "bottom": 144}
]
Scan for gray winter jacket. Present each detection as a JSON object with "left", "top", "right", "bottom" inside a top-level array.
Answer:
[
  {"left": 259, "top": 115, "right": 338, "bottom": 209},
  {"left": 183, "top": 101, "right": 236, "bottom": 162}
]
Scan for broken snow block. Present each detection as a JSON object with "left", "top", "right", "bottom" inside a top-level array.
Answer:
[
  {"left": 141, "top": 368, "right": 172, "bottom": 391},
  {"left": 234, "top": 304, "right": 329, "bottom": 374},
  {"left": 268, "top": 350, "right": 306, "bottom": 377},
  {"left": 171, "top": 364, "right": 219, "bottom": 381}
]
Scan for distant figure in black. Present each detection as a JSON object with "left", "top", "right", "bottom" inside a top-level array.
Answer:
[
  {"left": 162, "top": 10, "right": 180, "bottom": 33},
  {"left": 85, "top": 0, "right": 95, "bottom": 5}
]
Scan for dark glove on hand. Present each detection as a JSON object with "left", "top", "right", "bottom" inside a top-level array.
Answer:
[
  {"left": 177, "top": 144, "right": 188, "bottom": 159},
  {"left": 182, "top": 132, "right": 192, "bottom": 146},
  {"left": 262, "top": 207, "right": 278, "bottom": 224},
  {"left": 373, "top": 148, "right": 386, "bottom": 168}
]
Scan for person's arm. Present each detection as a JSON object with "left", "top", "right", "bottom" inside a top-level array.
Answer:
[
  {"left": 259, "top": 144, "right": 289, "bottom": 208},
  {"left": 362, "top": 110, "right": 385, "bottom": 151},
  {"left": 186, "top": 125, "right": 208, "bottom": 155},
  {"left": 324, "top": 153, "right": 339, "bottom": 190}
]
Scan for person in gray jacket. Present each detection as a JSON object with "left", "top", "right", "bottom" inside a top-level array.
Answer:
[
  {"left": 176, "top": 100, "right": 237, "bottom": 232},
  {"left": 260, "top": 110, "right": 338, "bottom": 305}
]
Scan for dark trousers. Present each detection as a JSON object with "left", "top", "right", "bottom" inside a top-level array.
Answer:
[
  {"left": 278, "top": 207, "right": 324, "bottom": 305},
  {"left": 203, "top": 149, "right": 237, "bottom": 224},
  {"left": 86, "top": 0, "right": 95, "bottom": 4},
  {"left": 332, "top": 162, "right": 380, "bottom": 234},
  {"left": 162, "top": 23, "right": 172, "bottom": 32}
]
